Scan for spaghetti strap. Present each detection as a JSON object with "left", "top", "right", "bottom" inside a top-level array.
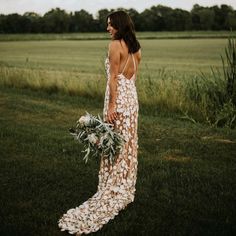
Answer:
[{"left": 121, "top": 54, "right": 130, "bottom": 74}]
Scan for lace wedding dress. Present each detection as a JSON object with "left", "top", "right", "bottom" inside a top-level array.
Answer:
[{"left": 58, "top": 54, "right": 139, "bottom": 235}]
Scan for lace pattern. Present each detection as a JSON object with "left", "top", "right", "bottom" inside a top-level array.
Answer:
[{"left": 58, "top": 56, "right": 139, "bottom": 235}]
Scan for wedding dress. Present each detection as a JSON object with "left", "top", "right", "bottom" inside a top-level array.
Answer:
[{"left": 58, "top": 53, "right": 139, "bottom": 235}]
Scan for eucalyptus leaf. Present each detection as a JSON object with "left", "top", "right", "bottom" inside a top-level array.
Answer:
[{"left": 69, "top": 112, "right": 126, "bottom": 164}]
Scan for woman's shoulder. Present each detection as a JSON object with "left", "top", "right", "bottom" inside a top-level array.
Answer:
[{"left": 108, "top": 40, "right": 122, "bottom": 50}]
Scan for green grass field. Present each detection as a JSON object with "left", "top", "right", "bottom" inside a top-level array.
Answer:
[
  {"left": 0, "top": 34, "right": 236, "bottom": 235},
  {"left": 0, "top": 38, "right": 227, "bottom": 74},
  {"left": 0, "top": 37, "right": 231, "bottom": 122}
]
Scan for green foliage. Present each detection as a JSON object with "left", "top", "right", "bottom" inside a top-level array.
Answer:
[
  {"left": 185, "top": 35, "right": 236, "bottom": 128},
  {"left": 215, "top": 99, "right": 236, "bottom": 128},
  {"left": 222, "top": 36, "right": 236, "bottom": 104},
  {"left": 43, "top": 8, "right": 70, "bottom": 33},
  {"left": 71, "top": 10, "right": 95, "bottom": 32},
  {"left": 70, "top": 113, "right": 125, "bottom": 163},
  {"left": 0, "top": 4, "right": 236, "bottom": 33},
  {"left": 185, "top": 69, "right": 227, "bottom": 122}
]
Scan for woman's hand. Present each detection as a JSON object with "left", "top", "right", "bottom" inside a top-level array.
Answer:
[{"left": 107, "top": 103, "right": 117, "bottom": 123}]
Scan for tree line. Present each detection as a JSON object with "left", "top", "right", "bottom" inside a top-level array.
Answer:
[{"left": 0, "top": 4, "right": 236, "bottom": 33}]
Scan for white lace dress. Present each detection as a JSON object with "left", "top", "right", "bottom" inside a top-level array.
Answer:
[{"left": 58, "top": 54, "right": 139, "bottom": 235}]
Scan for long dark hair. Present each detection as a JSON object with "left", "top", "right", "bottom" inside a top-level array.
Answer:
[{"left": 106, "top": 11, "right": 141, "bottom": 53}]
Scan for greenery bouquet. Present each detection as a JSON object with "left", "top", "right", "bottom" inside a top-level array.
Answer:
[{"left": 69, "top": 112, "right": 125, "bottom": 163}]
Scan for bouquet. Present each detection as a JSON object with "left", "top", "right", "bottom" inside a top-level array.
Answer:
[{"left": 69, "top": 112, "right": 126, "bottom": 164}]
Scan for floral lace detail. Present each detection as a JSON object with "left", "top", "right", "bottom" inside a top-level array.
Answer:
[{"left": 58, "top": 56, "right": 139, "bottom": 235}]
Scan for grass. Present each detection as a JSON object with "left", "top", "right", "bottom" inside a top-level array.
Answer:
[
  {"left": 0, "top": 38, "right": 230, "bottom": 123},
  {"left": 0, "top": 35, "right": 236, "bottom": 234},
  {"left": 0, "top": 31, "right": 236, "bottom": 41},
  {"left": 0, "top": 38, "right": 227, "bottom": 74},
  {"left": 0, "top": 86, "right": 236, "bottom": 235}
]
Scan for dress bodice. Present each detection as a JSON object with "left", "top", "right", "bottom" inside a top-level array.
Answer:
[{"left": 103, "top": 57, "right": 138, "bottom": 121}]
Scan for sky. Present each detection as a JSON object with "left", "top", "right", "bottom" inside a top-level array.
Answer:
[{"left": 0, "top": 0, "right": 236, "bottom": 17}]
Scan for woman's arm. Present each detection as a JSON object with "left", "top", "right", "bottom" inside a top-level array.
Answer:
[
  {"left": 107, "top": 41, "right": 120, "bottom": 123},
  {"left": 135, "top": 49, "right": 142, "bottom": 78},
  {"left": 107, "top": 40, "right": 120, "bottom": 123}
]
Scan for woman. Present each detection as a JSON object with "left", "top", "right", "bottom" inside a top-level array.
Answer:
[{"left": 58, "top": 10, "right": 141, "bottom": 235}]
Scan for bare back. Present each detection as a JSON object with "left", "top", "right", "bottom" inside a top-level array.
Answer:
[{"left": 110, "top": 39, "right": 141, "bottom": 80}]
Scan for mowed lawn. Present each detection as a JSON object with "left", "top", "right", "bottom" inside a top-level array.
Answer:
[
  {"left": 0, "top": 37, "right": 236, "bottom": 236},
  {"left": 0, "top": 86, "right": 236, "bottom": 236}
]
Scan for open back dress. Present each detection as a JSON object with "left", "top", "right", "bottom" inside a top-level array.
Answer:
[{"left": 58, "top": 53, "right": 139, "bottom": 235}]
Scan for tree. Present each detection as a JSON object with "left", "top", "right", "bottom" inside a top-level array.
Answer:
[
  {"left": 1, "top": 13, "right": 28, "bottom": 33},
  {"left": 0, "top": 4, "right": 235, "bottom": 33},
  {"left": 71, "top": 10, "right": 95, "bottom": 32},
  {"left": 127, "top": 8, "right": 141, "bottom": 31},
  {"left": 191, "top": 4, "right": 204, "bottom": 30},
  {"left": 96, "top": 9, "right": 111, "bottom": 31},
  {"left": 171, "top": 9, "right": 191, "bottom": 31},
  {"left": 227, "top": 11, "right": 236, "bottom": 30},
  {"left": 42, "top": 8, "right": 70, "bottom": 33},
  {"left": 150, "top": 5, "right": 172, "bottom": 31},
  {"left": 0, "top": 14, "right": 6, "bottom": 33},
  {"left": 23, "top": 12, "right": 42, "bottom": 33},
  {"left": 220, "top": 4, "right": 234, "bottom": 29},
  {"left": 212, "top": 4, "right": 233, "bottom": 30},
  {"left": 138, "top": 5, "right": 170, "bottom": 31},
  {"left": 198, "top": 8, "right": 215, "bottom": 30}
]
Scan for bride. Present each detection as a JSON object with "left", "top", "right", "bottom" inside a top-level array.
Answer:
[{"left": 58, "top": 10, "right": 141, "bottom": 235}]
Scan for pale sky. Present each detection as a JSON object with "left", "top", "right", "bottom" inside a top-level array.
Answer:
[{"left": 0, "top": 0, "right": 236, "bottom": 17}]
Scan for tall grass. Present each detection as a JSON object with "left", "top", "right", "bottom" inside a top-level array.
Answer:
[
  {"left": 0, "top": 65, "right": 206, "bottom": 121},
  {"left": 0, "top": 66, "right": 192, "bottom": 111},
  {"left": 137, "top": 68, "right": 190, "bottom": 115},
  {"left": 0, "top": 66, "right": 105, "bottom": 100},
  {"left": 185, "top": 37, "right": 236, "bottom": 128},
  {"left": 1, "top": 63, "right": 235, "bottom": 127},
  {"left": 1, "top": 37, "right": 235, "bottom": 128},
  {"left": 223, "top": 37, "right": 236, "bottom": 104}
]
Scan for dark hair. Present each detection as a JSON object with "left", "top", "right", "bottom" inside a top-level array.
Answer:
[{"left": 106, "top": 10, "right": 141, "bottom": 53}]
